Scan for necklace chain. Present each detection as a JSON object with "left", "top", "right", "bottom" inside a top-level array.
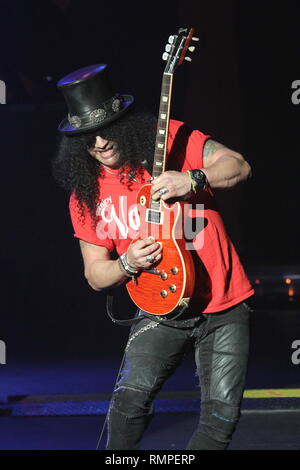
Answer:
[{"left": 102, "top": 165, "right": 137, "bottom": 182}]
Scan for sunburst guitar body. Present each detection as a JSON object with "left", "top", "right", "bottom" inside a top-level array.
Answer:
[{"left": 126, "top": 184, "right": 195, "bottom": 315}]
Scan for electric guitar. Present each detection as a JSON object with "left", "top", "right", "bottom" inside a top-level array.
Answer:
[{"left": 126, "top": 27, "right": 199, "bottom": 315}]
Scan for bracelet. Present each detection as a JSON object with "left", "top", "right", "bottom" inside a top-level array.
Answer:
[
  {"left": 119, "top": 253, "right": 139, "bottom": 276},
  {"left": 122, "top": 253, "right": 139, "bottom": 273},
  {"left": 124, "top": 253, "right": 138, "bottom": 272},
  {"left": 186, "top": 170, "right": 197, "bottom": 193},
  {"left": 118, "top": 257, "right": 132, "bottom": 278}
]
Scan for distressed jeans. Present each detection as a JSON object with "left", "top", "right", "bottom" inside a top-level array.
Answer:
[{"left": 106, "top": 301, "right": 251, "bottom": 450}]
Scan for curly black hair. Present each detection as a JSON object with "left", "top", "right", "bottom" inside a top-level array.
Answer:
[{"left": 52, "top": 110, "right": 157, "bottom": 224}]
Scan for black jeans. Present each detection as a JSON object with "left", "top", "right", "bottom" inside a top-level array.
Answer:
[{"left": 106, "top": 301, "right": 251, "bottom": 450}]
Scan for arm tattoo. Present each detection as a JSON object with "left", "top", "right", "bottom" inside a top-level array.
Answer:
[
  {"left": 203, "top": 139, "right": 225, "bottom": 158},
  {"left": 79, "top": 239, "right": 97, "bottom": 249}
]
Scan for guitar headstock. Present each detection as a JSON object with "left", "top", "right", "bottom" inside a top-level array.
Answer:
[{"left": 162, "top": 27, "right": 199, "bottom": 74}]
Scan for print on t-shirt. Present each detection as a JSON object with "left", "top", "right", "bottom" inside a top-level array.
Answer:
[{"left": 96, "top": 195, "right": 140, "bottom": 241}]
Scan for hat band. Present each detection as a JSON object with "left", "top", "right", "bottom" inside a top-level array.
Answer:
[{"left": 68, "top": 95, "right": 123, "bottom": 129}]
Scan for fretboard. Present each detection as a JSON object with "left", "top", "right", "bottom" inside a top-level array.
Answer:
[{"left": 152, "top": 72, "right": 173, "bottom": 180}]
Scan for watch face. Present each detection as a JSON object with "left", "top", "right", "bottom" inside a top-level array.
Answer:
[
  {"left": 194, "top": 170, "right": 203, "bottom": 179},
  {"left": 192, "top": 169, "right": 207, "bottom": 189}
]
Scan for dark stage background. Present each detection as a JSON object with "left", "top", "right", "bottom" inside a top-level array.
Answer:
[{"left": 0, "top": 0, "right": 299, "bottom": 362}]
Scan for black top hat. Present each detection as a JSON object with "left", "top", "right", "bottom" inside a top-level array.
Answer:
[{"left": 57, "top": 64, "right": 134, "bottom": 134}]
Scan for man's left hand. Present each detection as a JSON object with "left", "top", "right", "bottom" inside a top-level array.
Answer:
[{"left": 151, "top": 171, "right": 191, "bottom": 201}]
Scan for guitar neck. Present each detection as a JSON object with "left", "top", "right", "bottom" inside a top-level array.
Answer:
[
  {"left": 152, "top": 72, "right": 173, "bottom": 179},
  {"left": 150, "top": 26, "right": 197, "bottom": 187}
]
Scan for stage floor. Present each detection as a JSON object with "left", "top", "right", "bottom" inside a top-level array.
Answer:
[
  {"left": 0, "top": 286, "right": 300, "bottom": 451},
  {"left": 0, "top": 410, "right": 299, "bottom": 450}
]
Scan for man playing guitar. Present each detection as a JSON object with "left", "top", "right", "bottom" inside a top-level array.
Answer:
[{"left": 53, "top": 30, "right": 254, "bottom": 450}]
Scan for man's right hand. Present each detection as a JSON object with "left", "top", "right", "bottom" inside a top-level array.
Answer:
[{"left": 126, "top": 237, "right": 163, "bottom": 270}]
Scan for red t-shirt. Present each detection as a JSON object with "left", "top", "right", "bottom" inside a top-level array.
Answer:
[{"left": 69, "top": 119, "right": 254, "bottom": 313}]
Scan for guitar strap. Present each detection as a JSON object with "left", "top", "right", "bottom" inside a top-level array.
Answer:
[
  {"left": 106, "top": 289, "right": 189, "bottom": 326},
  {"left": 105, "top": 159, "right": 190, "bottom": 326}
]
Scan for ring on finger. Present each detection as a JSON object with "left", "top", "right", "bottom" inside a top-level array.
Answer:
[
  {"left": 158, "top": 187, "right": 169, "bottom": 196},
  {"left": 146, "top": 254, "right": 155, "bottom": 263}
]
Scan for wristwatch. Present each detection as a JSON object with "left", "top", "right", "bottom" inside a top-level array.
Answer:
[{"left": 189, "top": 169, "right": 209, "bottom": 191}]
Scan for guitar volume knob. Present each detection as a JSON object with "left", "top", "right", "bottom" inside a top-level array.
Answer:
[
  {"left": 170, "top": 267, "right": 179, "bottom": 275},
  {"left": 160, "top": 290, "right": 168, "bottom": 298},
  {"left": 169, "top": 285, "right": 177, "bottom": 293},
  {"left": 160, "top": 272, "right": 168, "bottom": 280}
]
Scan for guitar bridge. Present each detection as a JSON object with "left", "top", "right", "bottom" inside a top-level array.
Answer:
[{"left": 143, "top": 268, "right": 161, "bottom": 275}]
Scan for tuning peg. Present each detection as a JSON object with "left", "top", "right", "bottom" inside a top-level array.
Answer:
[
  {"left": 192, "top": 36, "right": 199, "bottom": 41},
  {"left": 165, "top": 44, "right": 171, "bottom": 52},
  {"left": 184, "top": 56, "right": 192, "bottom": 62},
  {"left": 168, "top": 35, "right": 175, "bottom": 44},
  {"left": 162, "top": 52, "right": 169, "bottom": 61},
  {"left": 188, "top": 46, "right": 195, "bottom": 52}
]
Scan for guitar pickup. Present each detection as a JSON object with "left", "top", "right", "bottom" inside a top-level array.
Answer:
[{"left": 146, "top": 208, "right": 164, "bottom": 225}]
